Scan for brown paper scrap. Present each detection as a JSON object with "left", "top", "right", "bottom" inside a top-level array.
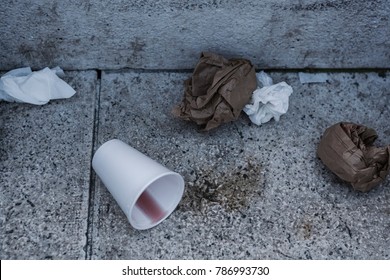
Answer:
[
  {"left": 317, "top": 122, "right": 390, "bottom": 192},
  {"left": 172, "top": 52, "right": 257, "bottom": 131}
]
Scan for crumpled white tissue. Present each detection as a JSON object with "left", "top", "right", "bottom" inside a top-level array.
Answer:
[
  {"left": 243, "top": 71, "right": 293, "bottom": 125},
  {"left": 0, "top": 67, "right": 75, "bottom": 105}
]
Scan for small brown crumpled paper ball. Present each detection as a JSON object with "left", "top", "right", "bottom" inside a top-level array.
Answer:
[
  {"left": 317, "top": 122, "right": 390, "bottom": 192},
  {"left": 172, "top": 52, "right": 257, "bottom": 131}
]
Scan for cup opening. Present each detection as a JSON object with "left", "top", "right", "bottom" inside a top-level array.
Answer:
[
  {"left": 136, "top": 190, "right": 166, "bottom": 223},
  {"left": 130, "top": 173, "right": 184, "bottom": 230}
]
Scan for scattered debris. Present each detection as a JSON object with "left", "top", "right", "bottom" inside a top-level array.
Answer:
[
  {"left": 317, "top": 122, "right": 390, "bottom": 192},
  {"left": 180, "top": 160, "right": 262, "bottom": 212},
  {"left": 0, "top": 66, "right": 75, "bottom": 105},
  {"left": 244, "top": 71, "right": 293, "bottom": 125},
  {"left": 172, "top": 52, "right": 257, "bottom": 131}
]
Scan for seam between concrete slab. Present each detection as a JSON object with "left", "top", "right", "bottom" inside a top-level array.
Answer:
[
  {"left": 102, "top": 68, "right": 194, "bottom": 74},
  {"left": 85, "top": 70, "right": 102, "bottom": 260},
  {"left": 69, "top": 67, "right": 390, "bottom": 74},
  {"left": 99, "top": 68, "right": 390, "bottom": 77}
]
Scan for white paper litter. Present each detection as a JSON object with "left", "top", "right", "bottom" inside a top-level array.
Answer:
[
  {"left": 298, "top": 72, "right": 329, "bottom": 84},
  {"left": 244, "top": 71, "right": 293, "bottom": 126},
  {"left": 0, "top": 67, "right": 75, "bottom": 105}
]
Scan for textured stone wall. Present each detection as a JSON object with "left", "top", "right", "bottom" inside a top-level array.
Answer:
[{"left": 0, "top": 0, "right": 389, "bottom": 70}]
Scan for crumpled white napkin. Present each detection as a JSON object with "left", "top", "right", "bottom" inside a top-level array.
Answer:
[
  {"left": 0, "top": 66, "right": 76, "bottom": 105},
  {"left": 243, "top": 71, "right": 293, "bottom": 125}
]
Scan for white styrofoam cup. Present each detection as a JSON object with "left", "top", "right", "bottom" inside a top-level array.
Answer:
[{"left": 92, "top": 139, "right": 184, "bottom": 230}]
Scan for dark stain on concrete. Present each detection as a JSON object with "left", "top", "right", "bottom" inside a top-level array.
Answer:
[
  {"left": 37, "top": 39, "right": 58, "bottom": 66},
  {"left": 0, "top": 147, "right": 8, "bottom": 162},
  {"left": 284, "top": 29, "right": 303, "bottom": 39},
  {"left": 377, "top": 71, "right": 387, "bottom": 79},
  {"left": 80, "top": 0, "right": 93, "bottom": 12},
  {"left": 115, "top": 0, "right": 227, "bottom": 12},
  {"left": 36, "top": 2, "right": 59, "bottom": 22},
  {"left": 287, "top": 0, "right": 356, "bottom": 12},
  {"left": 18, "top": 43, "right": 35, "bottom": 62},
  {"left": 127, "top": 37, "right": 146, "bottom": 65},
  {"left": 287, "top": 0, "right": 385, "bottom": 16},
  {"left": 18, "top": 38, "right": 59, "bottom": 66},
  {"left": 302, "top": 222, "right": 312, "bottom": 239},
  {"left": 179, "top": 159, "right": 262, "bottom": 212},
  {"left": 131, "top": 38, "right": 146, "bottom": 54}
]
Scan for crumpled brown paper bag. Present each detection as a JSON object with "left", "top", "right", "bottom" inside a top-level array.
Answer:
[
  {"left": 172, "top": 52, "right": 257, "bottom": 130},
  {"left": 317, "top": 122, "right": 390, "bottom": 192}
]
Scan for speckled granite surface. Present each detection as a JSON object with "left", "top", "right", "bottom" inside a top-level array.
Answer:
[
  {"left": 0, "top": 71, "right": 97, "bottom": 259},
  {"left": 90, "top": 71, "right": 390, "bottom": 259},
  {"left": 1, "top": 70, "right": 389, "bottom": 259}
]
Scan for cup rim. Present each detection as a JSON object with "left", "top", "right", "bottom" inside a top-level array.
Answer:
[{"left": 127, "top": 171, "right": 184, "bottom": 230}]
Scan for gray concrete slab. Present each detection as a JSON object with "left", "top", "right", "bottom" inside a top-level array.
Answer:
[
  {"left": 1, "top": 0, "right": 389, "bottom": 70},
  {"left": 91, "top": 70, "right": 390, "bottom": 259},
  {"left": 0, "top": 71, "right": 97, "bottom": 259}
]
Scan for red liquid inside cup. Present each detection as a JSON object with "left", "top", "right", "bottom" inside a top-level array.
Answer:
[{"left": 136, "top": 191, "right": 165, "bottom": 223}]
